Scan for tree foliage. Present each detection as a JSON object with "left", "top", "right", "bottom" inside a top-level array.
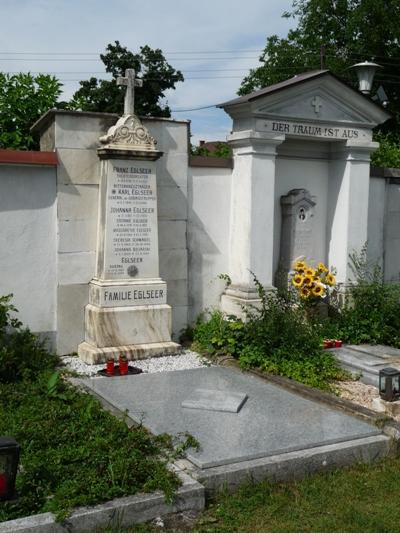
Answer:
[
  {"left": 70, "top": 41, "right": 184, "bottom": 117},
  {"left": 239, "top": 0, "right": 400, "bottom": 131},
  {"left": 0, "top": 73, "right": 62, "bottom": 150}
]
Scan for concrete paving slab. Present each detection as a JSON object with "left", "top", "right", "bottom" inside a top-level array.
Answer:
[
  {"left": 181, "top": 388, "right": 248, "bottom": 413},
  {"left": 348, "top": 344, "right": 400, "bottom": 359},
  {"left": 79, "top": 367, "right": 382, "bottom": 469}
]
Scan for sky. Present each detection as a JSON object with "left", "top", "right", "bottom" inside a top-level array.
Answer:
[{"left": 0, "top": 0, "right": 296, "bottom": 144}]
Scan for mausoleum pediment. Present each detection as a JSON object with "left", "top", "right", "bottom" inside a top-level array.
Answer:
[
  {"left": 220, "top": 70, "right": 390, "bottom": 129},
  {"left": 254, "top": 85, "right": 371, "bottom": 126}
]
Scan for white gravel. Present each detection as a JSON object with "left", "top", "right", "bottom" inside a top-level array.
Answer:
[{"left": 60, "top": 350, "right": 210, "bottom": 377}]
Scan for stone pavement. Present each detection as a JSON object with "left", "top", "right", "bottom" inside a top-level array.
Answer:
[
  {"left": 78, "top": 366, "right": 382, "bottom": 469},
  {"left": 334, "top": 344, "right": 400, "bottom": 386}
]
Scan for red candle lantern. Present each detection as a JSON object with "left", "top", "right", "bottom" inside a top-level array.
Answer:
[
  {"left": 119, "top": 355, "right": 129, "bottom": 375},
  {"left": 0, "top": 437, "right": 20, "bottom": 500},
  {"left": 106, "top": 358, "right": 115, "bottom": 375}
]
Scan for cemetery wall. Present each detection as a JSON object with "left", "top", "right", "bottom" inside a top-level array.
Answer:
[
  {"left": 1, "top": 111, "right": 400, "bottom": 355},
  {"left": 188, "top": 162, "right": 232, "bottom": 321},
  {"left": 369, "top": 168, "right": 400, "bottom": 282},
  {"left": 0, "top": 152, "right": 58, "bottom": 347}
]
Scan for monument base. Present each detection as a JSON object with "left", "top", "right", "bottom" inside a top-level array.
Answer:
[
  {"left": 78, "top": 278, "right": 181, "bottom": 364},
  {"left": 220, "top": 284, "right": 275, "bottom": 320},
  {"left": 78, "top": 340, "right": 181, "bottom": 365}
]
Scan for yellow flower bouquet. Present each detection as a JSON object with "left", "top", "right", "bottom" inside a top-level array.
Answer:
[{"left": 290, "top": 259, "right": 336, "bottom": 302}]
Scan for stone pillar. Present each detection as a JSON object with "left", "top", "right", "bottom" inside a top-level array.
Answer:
[
  {"left": 221, "top": 131, "right": 284, "bottom": 317},
  {"left": 78, "top": 113, "right": 180, "bottom": 363},
  {"left": 328, "top": 140, "right": 379, "bottom": 284}
]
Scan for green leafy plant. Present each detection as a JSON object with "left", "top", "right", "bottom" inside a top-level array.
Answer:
[
  {"left": 332, "top": 246, "right": 400, "bottom": 346},
  {"left": 193, "top": 311, "right": 246, "bottom": 357},
  {"left": 0, "top": 295, "right": 57, "bottom": 383}
]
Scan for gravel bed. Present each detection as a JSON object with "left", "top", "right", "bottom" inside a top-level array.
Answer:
[
  {"left": 335, "top": 380, "right": 379, "bottom": 411},
  {"left": 60, "top": 350, "right": 210, "bottom": 377}
]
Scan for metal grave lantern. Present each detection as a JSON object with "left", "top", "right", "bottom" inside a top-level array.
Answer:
[
  {"left": 379, "top": 367, "right": 400, "bottom": 402},
  {"left": 0, "top": 437, "right": 20, "bottom": 500}
]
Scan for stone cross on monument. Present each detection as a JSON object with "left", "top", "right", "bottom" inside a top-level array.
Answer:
[{"left": 117, "top": 69, "right": 143, "bottom": 116}]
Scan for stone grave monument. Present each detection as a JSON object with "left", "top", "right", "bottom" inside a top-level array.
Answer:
[
  {"left": 78, "top": 69, "right": 180, "bottom": 363},
  {"left": 279, "top": 188, "right": 316, "bottom": 274}
]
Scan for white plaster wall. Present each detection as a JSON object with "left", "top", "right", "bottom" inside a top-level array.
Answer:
[
  {"left": 0, "top": 164, "right": 57, "bottom": 345},
  {"left": 188, "top": 166, "right": 232, "bottom": 322},
  {"left": 274, "top": 145, "right": 330, "bottom": 274},
  {"left": 384, "top": 180, "right": 400, "bottom": 281},
  {"left": 367, "top": 177, "right": 385, "bottom": 270}
]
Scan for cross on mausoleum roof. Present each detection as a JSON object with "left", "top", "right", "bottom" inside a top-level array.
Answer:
[{"left": 117, "top": 69, "right": 143, "bottom": 116}]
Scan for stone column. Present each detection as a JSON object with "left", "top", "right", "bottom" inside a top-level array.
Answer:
[
  {"left": 221, "top": 131, "right": 284, "bottom": 317},
  {"left": 328, "top": 140, "right": 379, "bottom": 284},
  {"left": 78, "top": 113, "right": 180, "bottom": 363}
]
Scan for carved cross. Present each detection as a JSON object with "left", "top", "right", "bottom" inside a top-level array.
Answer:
[
  {"left": 311, "top": 96, "right": 322, "bottom": 114},
  {"left": 117, "top": 69, "right": 143, "bottom": 116}
]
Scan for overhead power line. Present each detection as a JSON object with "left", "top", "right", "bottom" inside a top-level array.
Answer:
[
  {"left": 0, "top": 56, "right": 260, "bottom": 62},
  {"left": 0, "top": 48, "right": 263, "bottom": 55}
]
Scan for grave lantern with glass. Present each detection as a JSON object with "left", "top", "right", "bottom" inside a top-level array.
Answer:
[{"left": 379, "top": 368, "right": 400, "bottom": 402}]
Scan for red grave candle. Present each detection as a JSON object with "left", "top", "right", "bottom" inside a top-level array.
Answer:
[{"left": 106, "top": 359, "right": 115, "bottom": 375}]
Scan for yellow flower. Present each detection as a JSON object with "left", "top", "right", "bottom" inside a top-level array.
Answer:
[
  {"left": 292, "top": 274, "right": 304, "bottom": 287},
  {"left": 318, "top": 262, "right": 329, "bottom": 273},
  {"left": 305, "top": 268, "right": 316, "bottom": 277},
  {"left": 300, "top": 287, "right": 311, "bottom": 299},
  {"left": 313, "top": 275, "right": 322, "bottom": 283},
  {"left": 312, "top": 283, "right": 326, "bottom": 298},
  {"left": 326, "top": 273, "right": 336, "bottom": 286},
  {"left": 303, "top": 276, "right": 313, "bottom": 287},
  {"left": 294, "top": 260, "right": 306, "bottom": 272}
]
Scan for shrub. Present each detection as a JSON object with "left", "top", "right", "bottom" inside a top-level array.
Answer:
[
  {"left": 333, "top": 247, "right": 400, "bottom": 346},
  {"left": 0, "top": 295, "right": 57, "bottom": 383},
  {"left": 193, "top": 276, "right": 343, "bottom": 390}
]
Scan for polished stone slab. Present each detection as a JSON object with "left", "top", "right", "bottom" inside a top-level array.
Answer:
[
  {"left": 181, "top": 388, "right": 248, "bottom": 413},
  {"left": 334, "top": 345, "right": 400, "bottom": 386},
  {"left": 79, "top": 367, "right": 381, "bottom": 469}
]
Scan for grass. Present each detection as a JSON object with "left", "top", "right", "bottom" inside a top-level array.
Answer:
[
  {"left": 109, "top": 456, "right": 400, "bottom": 532},
  {"left": 0, "top": 370, "right": 194, "bottom": 523}
]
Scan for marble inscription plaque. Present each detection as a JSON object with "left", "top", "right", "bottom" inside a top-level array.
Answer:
[
  {"left": 89, "top": 282, "right": 167, "bottom": 307},
  {"left": 103, "top": 160, "right": 159, "bottom": 280}
]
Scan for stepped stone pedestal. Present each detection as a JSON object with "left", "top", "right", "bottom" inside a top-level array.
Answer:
[{"left": 78, "top": 69, "right": 180, "bottom": 363}]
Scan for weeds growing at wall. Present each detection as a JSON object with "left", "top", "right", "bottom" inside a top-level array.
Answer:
[{"left": 324, "top": 246, "right": 400, "bottom": 347}]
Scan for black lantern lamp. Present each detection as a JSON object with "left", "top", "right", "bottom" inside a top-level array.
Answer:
[
  {"left": 0, "top": 437, "right": 20, "bottom": 500},
  {"left": 379, "top": 368, "right": 400, "bottom": 402}
]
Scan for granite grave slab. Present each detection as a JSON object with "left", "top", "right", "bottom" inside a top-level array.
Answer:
[{"left": 79, "top": 367, "right": 381, "bottom": 469}]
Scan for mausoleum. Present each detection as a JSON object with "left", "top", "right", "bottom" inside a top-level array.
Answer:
[{"left": 0, "top": 69, "right": 396, "bottom": 358}]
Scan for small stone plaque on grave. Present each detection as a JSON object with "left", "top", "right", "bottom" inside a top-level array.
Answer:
[{"left": 182, "top": 388, "right": 248, "bottom": 413}]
